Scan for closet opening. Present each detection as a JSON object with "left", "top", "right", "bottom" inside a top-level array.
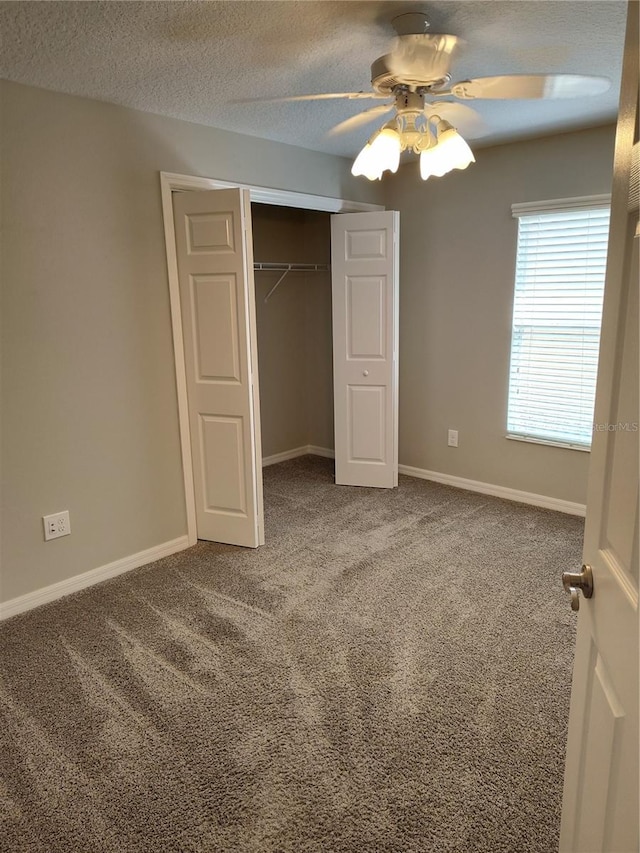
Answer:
[
  {"left": 160, "top": 170, "right": 387, "bottom": 546},
  {"left": 251, "top": 203, "right": 335, "bottom": 477}
]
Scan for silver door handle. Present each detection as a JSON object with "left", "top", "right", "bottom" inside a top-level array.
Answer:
[{"left": 562, "top": 564, "right": 594, "bottom": 612}]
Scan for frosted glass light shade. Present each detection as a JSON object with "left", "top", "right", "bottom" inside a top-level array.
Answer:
[
  {"left": 419, "top": 144, "right": 450, "bottom": 179},
  {"left": 369, "top": 127, "right": 401, "bottom": 173},
  {"left": 352, "top": 126, "right": 401, "bottom": 181},
  {"left": 351, "top": 143, "right": 383, "bottom": 180},
  {"left": 437, "top": 125, "right": 475, "bottom": 169},
  {"left": 420, "top": 122, "right": 475, "bottom": 180}
]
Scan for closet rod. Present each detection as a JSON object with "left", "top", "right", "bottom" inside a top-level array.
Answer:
[
  {"left": 254, "top": 263, "right": 331, "bottom": 303},
  {"left": 253, "top": 262, "right": 330, "bottom": 272}
]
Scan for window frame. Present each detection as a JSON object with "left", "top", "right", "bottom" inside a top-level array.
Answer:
[{"left": 506, "top": 194, "right": 612, "bottom": 452}]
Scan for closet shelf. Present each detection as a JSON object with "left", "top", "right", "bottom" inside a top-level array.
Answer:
[
  {"left": 253, "top": 262, "right": 331, "bottom": 303},
  {"left": 254, "top": 262, "right": 330, "bottom": 272}
]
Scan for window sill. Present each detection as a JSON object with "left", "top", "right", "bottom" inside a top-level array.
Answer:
[{"left": 505, "top": 433, "right": 591, "bottom": 452}]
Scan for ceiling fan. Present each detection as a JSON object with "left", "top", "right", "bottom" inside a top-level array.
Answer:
[{"left": 249, "top": 11, "right": 611, "bottom": 181}]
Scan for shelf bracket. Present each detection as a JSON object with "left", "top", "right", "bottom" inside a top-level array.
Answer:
[
  {"left": 264, "top": 266, "right": 292, "bottom": 303},
  {"left": 254, "top": 263, "right": 330, "bottom": 303}
]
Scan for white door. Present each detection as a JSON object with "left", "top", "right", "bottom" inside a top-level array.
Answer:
[
  {"left": 559, "top": 6, "right": 638, "bottom": 850},
  {"left": 173, "top": 188, "right": 264, "bottom": 547},
  {"left": 331, "top": 211, "right": 399, "bottom": 488}
]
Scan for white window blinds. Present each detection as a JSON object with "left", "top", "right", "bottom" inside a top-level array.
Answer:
[{"left": 507, "top": 198, "right": 611, "bottom": 448}]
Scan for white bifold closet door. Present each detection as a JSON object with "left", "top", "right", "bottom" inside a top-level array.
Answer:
[
  {"left": 173, "top": 188, "right": 264, "bottom": 547},
  {"left": 331, "top": 211, "right": 399, "bottom": 488}
]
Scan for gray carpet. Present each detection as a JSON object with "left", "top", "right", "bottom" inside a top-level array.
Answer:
[{"left": 0, "top": 456, "right": 582, "bottom": 853}]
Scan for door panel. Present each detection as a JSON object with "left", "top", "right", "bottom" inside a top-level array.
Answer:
[
  {"left": 186, "top": 211, "right": 236, "bottom": 253},
  {"left": 573, "top": 645, "right": 624, "bottom": 852},
  {"left": 173, "top": 188, "right": 263, "bottom": 547},
  {"left": 191, "top": 275, "right": 241, "bottom": 381},
  {"left": 199, "top": 415, "right": 246, "bottom": 513},
  {"left": 346, "top": 226, "right": 387, "bottom": 259},
  {"left": 332, "top": 211, "right": 399, "bottom": 488},
  {"left": 348, "top": 385, "right": 386, "bottom": 462},
  {"left": 560, "top": 5, "right": 638, "bottom": 849},
  {"left": 347, "top": 276, "right": 386, "bottom": 359}
]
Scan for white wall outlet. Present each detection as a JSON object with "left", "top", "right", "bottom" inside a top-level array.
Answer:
[
  {"left": 447, "top": 429, "right": 459, "bottom": 448},
  {"left": 43, "top": 510, "right": 71, "bottom": 541}
]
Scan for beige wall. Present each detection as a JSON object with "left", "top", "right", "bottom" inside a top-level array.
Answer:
[
  {"left": 252, "top": 205, "right": 333, "bottom": 457},
  {"left": 384, "top": 125, "right": 616, "bottom": 504},
  {"left": 252, "top": 204, "right": 309, "bottom": 457},
  {"left": 303, "top": 212, "right": 334, "bottom": 451},
  {"left": 0, "top": 81, "right": 380, "bottom": 603}
]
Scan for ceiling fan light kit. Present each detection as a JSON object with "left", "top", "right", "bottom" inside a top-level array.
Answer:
[{"left": 351, "top": 92, "right": 475, "bottom": 182}]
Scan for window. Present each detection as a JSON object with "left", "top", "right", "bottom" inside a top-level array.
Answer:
[{"left": 507, "top": 196, "right": 611, "bottom": 449}]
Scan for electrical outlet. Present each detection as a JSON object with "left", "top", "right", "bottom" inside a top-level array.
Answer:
[
  {"left": 43, "top": 511, "right": 71, "bottom": 541},
  {"left": 448, "top": 429, "right": 459, "bottom": 448}
]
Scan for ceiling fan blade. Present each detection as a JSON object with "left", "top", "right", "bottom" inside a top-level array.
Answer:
[
  {"left": 424, "top": 102, "right": 488, "bottom": 138},
  {"left": 326, "top": 103, "right": 394, "bottom": 137},
  {"left": 233, "top": 92, "right": 388, "bottom": 105},
  {"left": 449, "top": 74, "right": 610, "bottom": 100}
]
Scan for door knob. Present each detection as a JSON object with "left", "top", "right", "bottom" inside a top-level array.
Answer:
[
  {"left": 562, "top": 564, "right": 594, "bottom": 612},
  {"left": 363, "top": 370, "right": 369, "bottom": 376}
]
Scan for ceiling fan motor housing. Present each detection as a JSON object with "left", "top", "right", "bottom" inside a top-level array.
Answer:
[{"left": 371, "top": 33, "right": 461, "bottom": 94}]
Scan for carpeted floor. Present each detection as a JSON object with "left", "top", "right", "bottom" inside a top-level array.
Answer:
[{"left": 0, "top": 456, "right": 582, "bottom": 853}]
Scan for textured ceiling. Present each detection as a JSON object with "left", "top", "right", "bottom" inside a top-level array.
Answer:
[{"left": 0, "top": 1, "right": 627, "bottom": 157}]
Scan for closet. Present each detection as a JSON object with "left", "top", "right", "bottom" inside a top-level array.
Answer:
[
  {"left": 251, "top": 203, "right": 335, "bottom": 467},
  {"left": 169, "top": 182, "right": 399, "bottom": 547}
]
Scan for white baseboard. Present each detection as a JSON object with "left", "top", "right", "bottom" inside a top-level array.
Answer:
[
  {"left": 398, "top": 464, "right": 586, "bottom": 516},
  {"left": 307, "top": 445, "right": 335, "bottom": 459},
  {"left": 262, "top": 446, "right": 311, "bottom": 467},
  {"left": 262, "top": 445, "right": 334, "bottom": 466},
  {"left": 0, "top": 535, "right": 190, "bottom": 621},
  {"left": 261, "top": 448, "right": 583, "bottom": 516}
]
